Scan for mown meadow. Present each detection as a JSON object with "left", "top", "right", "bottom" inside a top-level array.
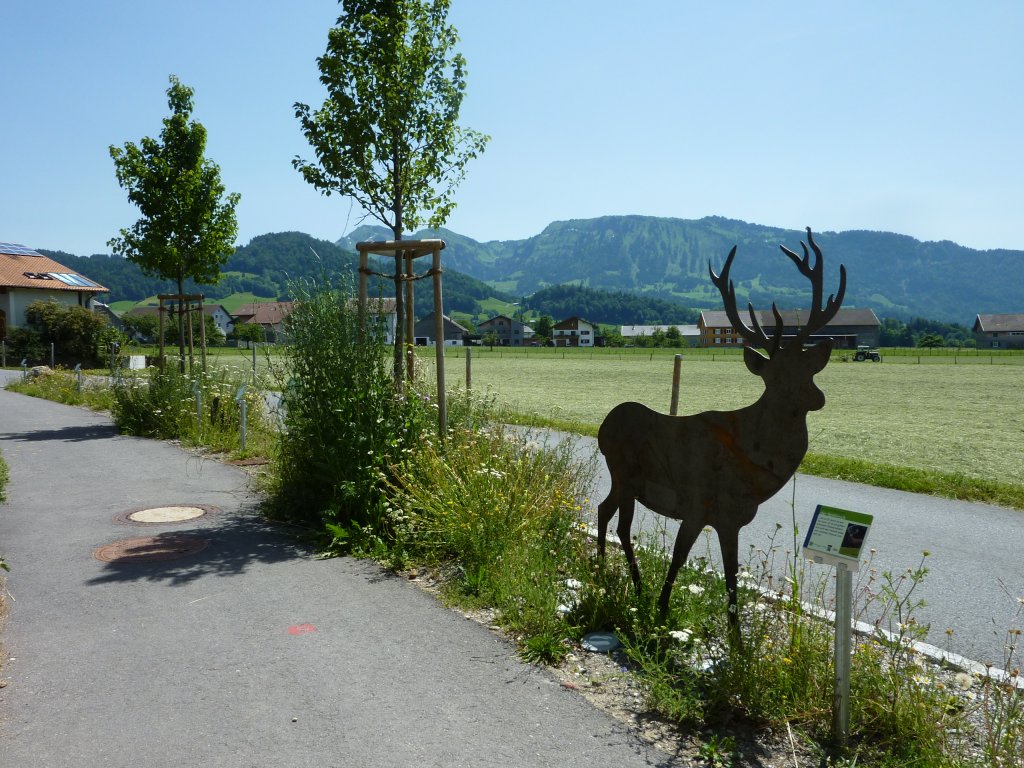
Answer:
[{"left": 435, "top": 347, "right": 1024, "bottom": 496}]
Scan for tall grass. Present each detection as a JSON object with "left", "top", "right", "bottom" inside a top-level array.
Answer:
[
  {"left": 266, "top": 276, "right": 431, "bottom": 542},
  {"left": 111, "top": 365, "right": 273, "bottom": 457}
]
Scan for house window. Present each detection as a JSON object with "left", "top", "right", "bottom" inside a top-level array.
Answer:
[
  {"left": 581, "top": 330, "right": 590, "bottom": 335},
  {"left": 992, "top": 341, "right": 1001, "bottom": 348}
]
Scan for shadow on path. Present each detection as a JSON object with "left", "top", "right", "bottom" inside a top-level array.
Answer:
[
  {"left": 85, "top": 511, "right": 311, "bottom": 588},
  {"left": 0, "top": 424, "right": 120, "bottom": 443}
]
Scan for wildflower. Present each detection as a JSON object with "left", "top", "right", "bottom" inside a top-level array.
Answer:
[
  {"left": 687, "top": 584, "right": 705, "bottom": 595},
  {"left": 669, "top": 629, "right": 693, "bottom": 644},
  {"left": 954, "top": 672, "right": 974, "bottom": 690}
]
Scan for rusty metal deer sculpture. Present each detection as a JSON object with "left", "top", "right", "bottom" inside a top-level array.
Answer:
[{"left": 596, "top": 227, "right": 846, "bottom": 631}]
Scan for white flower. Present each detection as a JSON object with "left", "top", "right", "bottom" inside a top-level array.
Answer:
[
  {"left": 687, "top": 584, "right": 705, "bottom": 595},
  {"left": 668, "top": 629, "right": 693, "bottom": 643},
  {"left": 954, "top": 672, "right": 974, "bottom": 690}
]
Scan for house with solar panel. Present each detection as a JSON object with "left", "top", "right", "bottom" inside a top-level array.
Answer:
[{"left": 0, "top": 241, "right": 109, "bottom": 340}]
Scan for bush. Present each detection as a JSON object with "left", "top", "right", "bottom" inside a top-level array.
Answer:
[
  {"left": 111, "top": 365, "right": 270, "bottom": 456},
  {"left": 267, "top": 276, "right": 429, "bottom": 537},
  {"left": 25, "top": 299, "right": 113, "bottom": 366},
  {"left": 5, "top": 326, "right": 46, "bottom": 364}
]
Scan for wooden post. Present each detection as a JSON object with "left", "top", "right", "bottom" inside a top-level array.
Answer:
[
  {"left": 670, "top": 353, "right": 682, "bottom": 415},
  {"left": 186, "top": 299, "right": 195, "bottom": 373},
  {"left": 432, "top": 247, "right": 446, "bottom": 436},
  {"left": 198, "top": 295, "right": 207, "bottom": 373},
  {"left": 158, "top": 298, "right": 166, "bottom": 371},
  {"left": 465, "top": 346, "right": 472, "bottom": 390},
  {"left": 405, "top": 250, "right": 415, "bottom": 381}
]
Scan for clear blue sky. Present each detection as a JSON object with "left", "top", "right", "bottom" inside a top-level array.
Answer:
[{"left": 3, "top": 1, "right": 1022, "bottom": 255}]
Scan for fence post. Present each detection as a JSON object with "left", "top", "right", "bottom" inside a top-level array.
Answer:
[
  {"left": 669, "top": 354, "right": 682, "bottom": 416},
  {"left": 465, "top": 346, "right": 472, "bottom": 390},
  {"left": 51, "top": 342, "right": 55, "bottom": 368}
]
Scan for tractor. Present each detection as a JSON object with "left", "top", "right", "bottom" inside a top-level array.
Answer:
[{"left": 853, "top": 344, "right": 882, "bottom": 362}]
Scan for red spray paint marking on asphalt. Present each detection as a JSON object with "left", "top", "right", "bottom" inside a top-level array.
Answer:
[{"left": 287, "top": 624, "right": 317, "bottom": 635}]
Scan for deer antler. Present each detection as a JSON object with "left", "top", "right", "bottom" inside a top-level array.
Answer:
[
  {"left": 780, "top": 228, "right": 847, "bottom": 346},
  {"left": 709, "top": 247, "right": 786, "bottom": 356}
]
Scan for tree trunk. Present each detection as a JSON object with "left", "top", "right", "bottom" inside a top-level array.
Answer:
[{"left": 176, "top": 275, "right": 186, "bottom": 374}]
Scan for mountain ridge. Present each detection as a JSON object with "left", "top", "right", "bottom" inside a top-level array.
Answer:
[{"left": 337, "top": 215, "right": 1021, "bottom": 324}]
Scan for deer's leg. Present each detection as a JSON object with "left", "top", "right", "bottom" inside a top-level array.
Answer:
[
  {"left": 596, "top": 483, "right": 618, "bottom": 559},
  {"left": 658, "top": 517, "right": 704, "bottom": 616},
  {"left": 616, "top": 495, "right": 641, "bottom": 591},
  {"left": 719, "top": 526, "right": 743, "bottom": 646}
]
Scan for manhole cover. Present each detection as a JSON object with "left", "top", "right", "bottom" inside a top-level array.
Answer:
[
  {"left": 113, "top": 504, "right": 219, "bottom": 526},
  {"left": 94, "top": 535, "right": 210, "bottom": 564}
]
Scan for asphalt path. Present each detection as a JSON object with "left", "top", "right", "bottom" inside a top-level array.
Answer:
[
  {"left": 0, "top": 380, "right": 670, "bottom": 768},
  {"left": 530, "top": 428, "right": 1024, "bottom": 667}
]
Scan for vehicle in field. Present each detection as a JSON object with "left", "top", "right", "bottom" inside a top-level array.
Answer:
[{"left": 853, "top": 344, "right": 881, "bottom": 362}]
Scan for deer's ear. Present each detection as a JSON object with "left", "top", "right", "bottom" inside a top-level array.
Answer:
[
  {"left": 743, "top": 346, "right": 770, "bottom": 376},
  {"left": 805, "top": 340, "right": 833, "bottom": 371}
]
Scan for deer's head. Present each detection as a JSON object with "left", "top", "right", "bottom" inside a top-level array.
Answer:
[{"left": 710, "top": 228, "right": 847, "bottom": 414}]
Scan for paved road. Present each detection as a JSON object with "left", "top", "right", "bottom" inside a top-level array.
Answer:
[
  {"left": 532, "top": 428, "right": 1024, "bottom": 667},
  {"left": 0, "top": 383, "right": 669, "bottom": 767}
]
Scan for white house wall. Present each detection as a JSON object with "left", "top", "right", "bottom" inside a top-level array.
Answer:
[{"left": 4, "top": 289, "right": 91, "bottom": 328}]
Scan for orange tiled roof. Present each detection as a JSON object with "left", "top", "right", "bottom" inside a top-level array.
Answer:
[
  {"left": 233, "top": 302, "right": 294, "bottom": 325},
  {"left": 0, "top": 242, "right": 109, "bottom": 292}
]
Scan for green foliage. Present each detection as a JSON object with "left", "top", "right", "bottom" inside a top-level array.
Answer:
[
  {"left": 24, "top": 299, "right": 113, "bottom": 366},
  {"left": 385, "top": 417, "right": 591, "bottom": 661},
  {"left": 232, "top": 322, "right": 265, "bottom": 344},
  {"left": 111, "top": 366, "right": 271, "bottom": 456},
  {"left": 293, "top": 0, "right": 488, "bottom": 238},
  {"left": 267, "top": 275, "right": 429, "bottom": 534},
  {"left": 5, "top": 326, "right": 46, "bottom": 364},
  {"left": 7, "top": 369, "right": 116, "bottom": 412},
  {"left": 529, "top": 283, "right": 699, "bottom": 326},
  {"left": 109, "top": 74, "right": 240, "bottom": 353}
]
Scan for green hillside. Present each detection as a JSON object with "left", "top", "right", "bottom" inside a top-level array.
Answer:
[{"left": 358, "top": 216, "right": 1023, "bottom": 325}]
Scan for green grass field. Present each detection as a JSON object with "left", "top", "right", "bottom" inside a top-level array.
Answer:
[{"left": 433, "top": 348, "right": 1024, "bottom": 488}]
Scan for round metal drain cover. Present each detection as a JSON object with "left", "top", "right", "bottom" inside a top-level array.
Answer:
[
  {"left": 94, "top": 535, "right": 210, "bottom": 564},
  {"left": 113, "top": 504, "right": 219, "bottom": 526}
]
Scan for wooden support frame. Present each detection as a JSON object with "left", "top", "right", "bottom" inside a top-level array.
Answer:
[
  {"left": 356, "top": 239, "right": 447, "bottom": 435},
  {"left": 157, "top": 293, "right": 208, "bottom": 374}
]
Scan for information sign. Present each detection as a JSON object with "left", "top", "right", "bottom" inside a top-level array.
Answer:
[{"left": 802, "top": 504, "right": 873, "bottom": 571}]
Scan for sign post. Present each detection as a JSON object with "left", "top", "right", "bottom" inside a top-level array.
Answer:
[
  {"left": 235, "top": 384, "right": 248, "bottom": 454},
  {"left": 802, "top": 504, "right": 874, "bottom": 746}
]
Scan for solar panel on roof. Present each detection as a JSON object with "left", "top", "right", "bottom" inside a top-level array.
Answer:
[
  {"left": 0, "top": 242, "right": 43, "bottom": 257},
  {"left": 48, "top": 272, "right": 98, "bottom": 288}
]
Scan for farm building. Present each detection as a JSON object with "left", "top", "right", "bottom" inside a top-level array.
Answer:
[
  {"left": 552, "top": 316, "right": 598, "bottom": 347},
  {"left": 698, "top": 308, "right": 880, "bottom": 349},
  {"left": 0, "top": 241, "right": 109, "bottom": 340},
  {"left": 620, "top": 324, "right": 700, "bottom": 346},
  {"left": 413, "top": 312, "right": 469, "bottom": 346},
  {"left": 973, "top": 314, "right": 1024, "bottom": 349}
]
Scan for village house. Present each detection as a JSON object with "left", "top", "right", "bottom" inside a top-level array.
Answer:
[
  {"left": 477, "top": 315, "right": 533, "bottom": 346},
  {"left": 125, "top": 303, "right": 235, "bottom": 337},
  {"left": 551, "top": 316, "right": 598, "bottom": 347},
  {"left": 413, "top": 312, "right": 469, "bottom": 346},
  {"left": 0, "top": 241, "right": 109, "bottom": 340},
  {"left": 233, "top": 301, "right": 295, "bottom": 343},
  {"left": 973, "top": 314, "right": 1024, "bottom": 349},
  {"left": 698, "top": 308, "right": 881, "bottom": 349}
]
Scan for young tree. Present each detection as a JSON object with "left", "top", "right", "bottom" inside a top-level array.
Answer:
[
  {"left": 109, "top": 75, "right": 240, "bottom": 371},
  {"left": 533, "top": 315, "right": 554, "bottom": 345},
  {"left": 293, "top": 0, "right": 489, "bottom": 383}
]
